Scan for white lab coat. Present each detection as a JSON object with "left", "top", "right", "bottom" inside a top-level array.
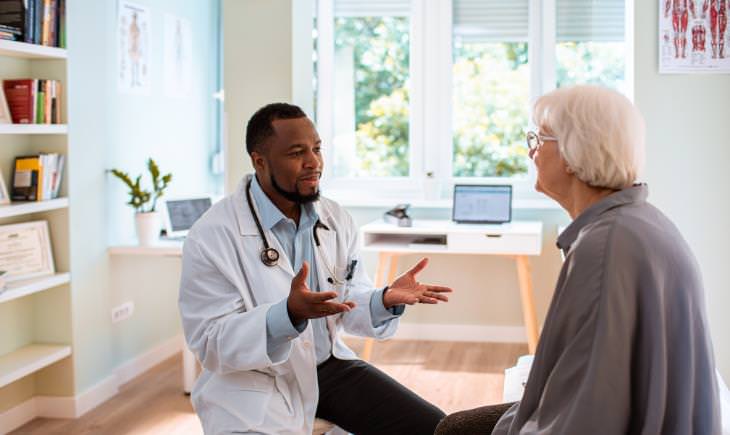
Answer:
[{"left": 179, "top": 174, "right": 399, "bottom": 434}]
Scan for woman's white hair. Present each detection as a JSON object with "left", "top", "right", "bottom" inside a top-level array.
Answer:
[{"left": 532, "top": 85, "right": 645, "bottom": 189}]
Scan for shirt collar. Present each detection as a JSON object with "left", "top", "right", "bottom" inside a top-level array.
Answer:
[
  {"left": 557, "top": 183, "right": 649, "bottom": 252},
  {"left": 250, "top": 175, "right": 319, "bottom": 230}
]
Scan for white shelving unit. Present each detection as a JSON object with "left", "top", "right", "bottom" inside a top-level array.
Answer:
[
  {"left": 0, "top": 273, "right": 71, "bottom": 304},
  {"left": 0, "top": 345, "right": 72, "bottom": 388},
  {"left": 0, "top": 39, "right": 72, "bottom": 399},
  {"left": 0, "top": 197, "right": 68, "bottom": 218},
  {"left": 0, "top": 124, "right": 68, "bottom": 135},
  {"left": 0, "top": 40, "right": 67, "bottom": 60}
]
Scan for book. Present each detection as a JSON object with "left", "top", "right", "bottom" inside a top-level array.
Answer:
[
  {"left": 0, "top": 0, "right": 24, "bottom": 39},
  {"left": 10, "top": 153, "right": 64, "bottom": 201},
  {"left": 3, "top": 79, "right": 34, "bottom": 124},
  {"left": 24, "top": 0, "right": 33, "bottom": 43},
  {"left": 11, "top": 155, "right": 40, "bottom": 201}
]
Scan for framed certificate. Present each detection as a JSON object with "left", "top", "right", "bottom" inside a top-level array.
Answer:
[{"left": 0, "top": 221, "right": 55, "bottom": 282}]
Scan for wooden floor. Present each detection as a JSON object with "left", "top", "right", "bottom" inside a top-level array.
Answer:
[{"left": 11, "top": 339, "right": 527, "bottom": 435}]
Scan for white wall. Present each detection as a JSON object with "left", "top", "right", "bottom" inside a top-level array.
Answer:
[{"left": 634, "top": 1, "right": 730, "bottom": 380}]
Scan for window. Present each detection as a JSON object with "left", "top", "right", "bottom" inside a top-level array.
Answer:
[
  {"left": 452, "top": 0, "right": 530, "bottom": 178},
  {"left": 555, "top": 0, "right": 626, "bottom": 91},
  {"left": 315, "top": 0, "right": 630, "bottom": 201}
]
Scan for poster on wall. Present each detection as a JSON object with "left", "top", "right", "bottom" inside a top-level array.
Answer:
[
  {"left": 163, "top": 14, "right": 193, "bottom": 97},
  {"left": 659, "top": 0, "right": 730, "bottom": 73},
  {"left": 118, "top": 1, "right": 151, "bottom": 94}
]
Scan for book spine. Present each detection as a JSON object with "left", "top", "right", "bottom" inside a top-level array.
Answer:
[
  {"left": 33, "top": 0, "right": 41, "bottom": 44},
  {"left": 24, "top": 0, "right": 33, "bottom": 43}
]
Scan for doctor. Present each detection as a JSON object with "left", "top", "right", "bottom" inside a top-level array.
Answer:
[{"left": 179, "top": 102, "right": 453, "bottom": 434}]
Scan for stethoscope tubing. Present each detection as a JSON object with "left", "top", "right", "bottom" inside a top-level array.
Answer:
[{"left": 245, "top": 178, "right": 346, "bottom": 286}]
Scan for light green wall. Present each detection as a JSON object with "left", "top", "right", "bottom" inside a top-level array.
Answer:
[
  {"left": 65, "top": 0, "right": 217, "bottom": 396},
  {"left": 633, "top": 2, "right": 730, "bottom": 381}
]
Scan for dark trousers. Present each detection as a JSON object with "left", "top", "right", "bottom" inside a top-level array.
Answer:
[
  {"left": 434, "top": 402, "right": 515, "bottom": 435},
  {"left": 315, "top": 357, "right": 445, "bottom": 435}
]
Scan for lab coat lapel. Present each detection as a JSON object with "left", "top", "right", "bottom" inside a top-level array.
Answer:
[
  {"left": 235, "top": 176, "right": 295, "bottom": 306},
  {"left": 313, "top": 223, "right": 341, "bottom": 345}
]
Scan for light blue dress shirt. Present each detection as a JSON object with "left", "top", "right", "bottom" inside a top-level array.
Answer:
[{"left": 250, "top": 176, "right": 403, "bottom": 365}]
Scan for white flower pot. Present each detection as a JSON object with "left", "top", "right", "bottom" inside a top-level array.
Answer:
[{"left": 135, "top": 211, "right": 160, "bottom": 246}]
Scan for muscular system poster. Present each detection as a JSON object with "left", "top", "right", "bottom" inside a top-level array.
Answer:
[{"left": 660, "top": 0, "right": 730, "bottom": 72}]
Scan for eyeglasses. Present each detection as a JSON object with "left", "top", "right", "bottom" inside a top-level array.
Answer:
[{"left": 525, "top": 131, "right": 557, "bottom": 153}]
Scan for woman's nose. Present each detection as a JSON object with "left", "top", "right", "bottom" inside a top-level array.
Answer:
[{"left": 528, "top": 147, "right": 537, "bottom": 160}]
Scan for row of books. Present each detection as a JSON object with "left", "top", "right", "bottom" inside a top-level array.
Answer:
[
  {"left": 12, "top": 153, "right": 64, "bottom": 201},
  {"left": 0, "top": 0, "right": 65, "bottom": 47},
  {"left": 2, "top": 79, "right": 62, "bottom": 124}
]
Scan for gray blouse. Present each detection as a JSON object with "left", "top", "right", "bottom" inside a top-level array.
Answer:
[{"left": 493, "top": 184, "right": 720, "bottom": 435}]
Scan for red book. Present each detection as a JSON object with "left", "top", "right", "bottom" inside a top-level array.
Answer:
[{"left": 3, "top": 79, "right": 34, "bottom": 124}]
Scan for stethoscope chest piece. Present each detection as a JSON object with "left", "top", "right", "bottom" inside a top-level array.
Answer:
[{"left": 261, "top": 247, "right": 280, "bottom": 267}]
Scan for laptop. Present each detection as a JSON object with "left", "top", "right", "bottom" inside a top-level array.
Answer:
[
  {"left": 161, "top": 196, "right": 213, "bottom": 238},
  {"left": 452, "top": 184, "right": 512, "bottom": 224}
]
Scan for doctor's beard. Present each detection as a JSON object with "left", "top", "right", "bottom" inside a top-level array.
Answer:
[{"left": 271, "top": 173, "right": 320, "bottom": 204}]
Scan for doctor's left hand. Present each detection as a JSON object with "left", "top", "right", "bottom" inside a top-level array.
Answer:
[{"left": 383, "top": 258, "right": 453, "bottom": 308}]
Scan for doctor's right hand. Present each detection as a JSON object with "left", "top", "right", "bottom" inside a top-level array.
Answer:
[{"left": 287, "top": 261, "right": 356, "bottom": 325}]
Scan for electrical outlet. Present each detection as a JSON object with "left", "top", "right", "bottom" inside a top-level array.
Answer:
[{"left": 111, "top": 301, "right": 134, "bottom": 323}]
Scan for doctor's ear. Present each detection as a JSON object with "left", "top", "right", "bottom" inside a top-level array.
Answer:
[{"left": 250, "top": 151, "right": 268, "bottom": 172}]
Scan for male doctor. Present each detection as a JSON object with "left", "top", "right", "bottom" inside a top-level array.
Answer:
[{"left": 179, "top": 103, "right": 453, "bottom": 434}]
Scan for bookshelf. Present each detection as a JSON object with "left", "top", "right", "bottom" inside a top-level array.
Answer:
[
  {"left": 0, "top": 124, "right": 67, "bottom": 134},
  {"left": 0, "top": 40, "right": 67, "bottom": 60},
  {"left": 0, "top": 36, "right": 72, "bottom": 406}
]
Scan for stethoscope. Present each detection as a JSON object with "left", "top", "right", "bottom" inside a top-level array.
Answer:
[{"left": 245, "top": 179, "right": 346, "bottom": 286}]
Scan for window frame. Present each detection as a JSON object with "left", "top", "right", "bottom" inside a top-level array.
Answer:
[{"left": 315, "top": 0, "right": 633, "bottom": 203}]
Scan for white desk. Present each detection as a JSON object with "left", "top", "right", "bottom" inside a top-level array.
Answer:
[
  {"left": 108, "top": 241, "right": 199, "bottom": 394},
  {"left": 359, "top": 219, "right": 543, "bottom": 355}
]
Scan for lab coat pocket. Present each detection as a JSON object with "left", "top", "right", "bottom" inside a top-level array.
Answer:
[{"left": 204, "top": 371, "right": 275, "bottom": 429}]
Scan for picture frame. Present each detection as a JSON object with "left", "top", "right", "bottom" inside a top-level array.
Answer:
[
  {"left": 0, "top": 167, "right": 9, "bottom": 205},
  {"left": 0, "top": 220, "right": 55, "bottom": 282}
]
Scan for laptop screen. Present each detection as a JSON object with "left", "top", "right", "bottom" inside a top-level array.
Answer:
[
  {"left": 452, "top": 185, "right": 512, "bottom": 224},
  {"left": 164, "top": 197, "right": 212, "bottom": 235}
]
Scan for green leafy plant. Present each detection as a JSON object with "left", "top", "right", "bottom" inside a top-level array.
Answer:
[{"left": 110, "top": 159, "right": 172, "bottom": 213}]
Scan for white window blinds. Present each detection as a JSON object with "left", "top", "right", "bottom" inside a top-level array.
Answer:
[
  {"left": 557, "top": 0, "right": 625, "bottom": 42},
  {"left": 453, "top": 0, "right": 529, "bottom": 43},
  {"left": 452, "top": 0, "right": 624, "bottom": 43},
  {"left": 334, "top": 0, "right": 410, "bottom": 17}
]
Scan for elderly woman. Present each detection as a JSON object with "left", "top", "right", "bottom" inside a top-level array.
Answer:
[{"left": 436, "top": 85, "right": 720, "bottom": 434}]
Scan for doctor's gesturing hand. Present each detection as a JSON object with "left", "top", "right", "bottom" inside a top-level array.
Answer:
[
  {"left": 383, "top": 258, "right": 453, "bottom": 308},
  {"left": 287, "top": 261, "right": 356, "bottom": 325}
]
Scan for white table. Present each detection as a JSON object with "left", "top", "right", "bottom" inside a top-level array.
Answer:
[{"left": 359, "top": 219, "right": 543, "bottom": 356}]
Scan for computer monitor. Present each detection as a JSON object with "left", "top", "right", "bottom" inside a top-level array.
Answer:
[
  {"left": 162, "top": 196, "right": 213, "bottom": 238},
  {"left": 452, "top": 184, "right": 512, "bottom": 224}
]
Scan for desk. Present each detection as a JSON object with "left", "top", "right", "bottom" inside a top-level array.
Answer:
[
  {"left": 108, "top": 242, "right": 199, "bottom": 393},
  {"left": 359, "top": 219, "right": 543, "bottom": 356}
]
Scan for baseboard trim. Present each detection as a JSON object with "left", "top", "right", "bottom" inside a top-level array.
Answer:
[
  {"left": 0, "top": 398, "right": 38, "bottom": 434},
  {"left": 392, "top": 323, "right": 527, "bottom": 343},
  {"left": 116, "top": 334, "right": 183, "bottom": 386},
  {"left": 0, "top": 334, "right": 184, "bottom": 431}
]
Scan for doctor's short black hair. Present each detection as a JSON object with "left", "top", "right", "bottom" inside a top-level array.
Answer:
[{"left": 245, "top": 103, "right": 308, "bottom": 155}]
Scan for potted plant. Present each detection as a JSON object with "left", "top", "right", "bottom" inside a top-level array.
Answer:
[{"left": 110, "top": 159, "right": 172, "bottom": 246}]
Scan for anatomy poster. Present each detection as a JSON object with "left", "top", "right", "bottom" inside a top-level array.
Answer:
[
  {"left": 660, "top": 0, "right": 730, "bottom": 73},
  {"left": 118, "top": 1, "right": 151, "bottom": 94},
  {"left": 163, "top": 14, "right": 193, "bottom": 97}
]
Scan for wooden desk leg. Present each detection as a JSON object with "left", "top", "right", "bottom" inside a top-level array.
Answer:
[
  {"left": 361, "top": 252, "right": 399, "bottom": 361},
  {"left": 515, "top": 255, "right": 539, "bottom": 354}
]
